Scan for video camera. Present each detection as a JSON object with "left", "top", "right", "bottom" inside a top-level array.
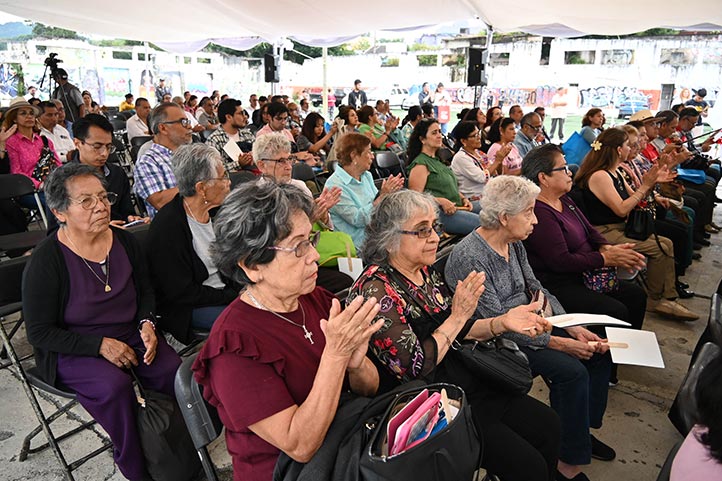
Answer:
[{"left": 44, "top": 53, "right": 62, "bottom": 71}]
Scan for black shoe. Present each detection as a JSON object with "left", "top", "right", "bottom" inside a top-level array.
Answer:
[
  {"left": 704, "top": 232, "right": 712, "bottom": 239},
  {"left": 697, "top": 238, "right": 711, "bottom": 247},
  {"left": 693, "top": 253, "right": 702, "bottom": 260},
  {"left": 676, "top": 287, "right": 695, "bottom": 299},
  {"left": 677, "top": 280, "right": 690, "bottom": 289},
  {"left": 694, "top": 243, "right": 703, "bottom": 251},
  {"left": 556, "top": 469, "right": 591, "bottom": 481},
  {"left": 591, "top": 434, "right": 616, "bottom": 461}
]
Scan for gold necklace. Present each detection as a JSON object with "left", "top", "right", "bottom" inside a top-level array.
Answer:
[
  {"left": 245, "top": 289, "right": 313, "bottom": 345},
  {"left": 63, "top": 228, "right": 111, "bottom": 293}
]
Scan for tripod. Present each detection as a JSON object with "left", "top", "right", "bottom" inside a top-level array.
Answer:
[{"left": 39, "top": 54, "right": 78, "bottom": 123}]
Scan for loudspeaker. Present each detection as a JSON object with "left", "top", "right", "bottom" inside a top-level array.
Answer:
[
  {"left": 467, "top": 48, "right": 487, "bottom": 87},
  {"left": 264, "top": 54, "right": 278, "bottom": 83}
]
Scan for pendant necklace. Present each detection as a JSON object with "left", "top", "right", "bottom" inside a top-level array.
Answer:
[
  {"left": 63, "top": 228, "right": 112, "bottom": 292},
  {"left": 245, "top": 289, "right": 314, "bottom": 344}
]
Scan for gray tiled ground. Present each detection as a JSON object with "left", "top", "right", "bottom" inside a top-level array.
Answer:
[{"left": 2, "top": 191, "right": 721, "bottom": 481}]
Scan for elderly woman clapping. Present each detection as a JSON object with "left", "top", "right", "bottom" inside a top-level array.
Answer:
[
  {"left": 350, "top": 189, "right": 560, "bottom": 481},
  {"left": 147, "top": 143, "right": 238, "bottom": 344},
  {"left": 444, "top": 175, "right": 614, "bottom": 481},
  {"left": 24, "top": 163, "right": 181, "bottom": 481},
  {"left": 192, "top": 181, "right": 383, "bottom": 481}
]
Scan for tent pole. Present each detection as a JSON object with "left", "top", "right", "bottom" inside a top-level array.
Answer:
[{"left": 322, "top": 47, "right": 328, "bottom": 121}]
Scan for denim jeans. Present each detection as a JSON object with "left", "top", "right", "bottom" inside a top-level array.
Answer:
[
  {"left": 191, "top": 305, "right": 227, "bottom": 330},
  {"left": 439, "top": 201, "right": 481, "bottom": 235},
  {"left": 522, "top": 331, "right": 612, "bottom": 465}
]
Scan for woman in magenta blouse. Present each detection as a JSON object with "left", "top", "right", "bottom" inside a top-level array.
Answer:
[{"left": 521, "top": 144, "right": 647, "bottom": 383}]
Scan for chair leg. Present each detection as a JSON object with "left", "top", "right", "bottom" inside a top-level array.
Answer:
[
  {"left": 199, "top": 446, "right": 219, "bottom": 481},
  {"left": 0, "top": 323, "right": 74, "bottom": 480},
  {"left": 33, "top": 192, "right": 48, "bottom": 229}
]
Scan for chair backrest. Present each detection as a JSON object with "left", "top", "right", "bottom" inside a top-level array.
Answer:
[
  {"left": 131, "top": 135, "right": 153, "bottom": 149},
  {"left": 109, "top": 118, "right": 127, "bottom": 132},
  {"left": 0, "top": 255, "right": 29, "bottom": 307},
  {"left": 291, "top": 162, "right": 317, "bottom": 182},
  {"left": 437, "top": 147, "right": 454, "bottom": 165},
  {"left": 433, "top": 245, "right": 454, "bottom": 276},
  {"left": 174, "top": 354, "right": 223, "bottom": 451},
  {"left": 0, "top": 174, "right": 37, "bottom": 200},
  {"left": 326, "top": 160, "right": 338, "bottom": 174},
  {"left": 375, "top": 151, "right": 406, "bottom": 178},
  {"left": 137, "top": 141, "right": 153, "bottom": 161},
  {"left": 670, "top": 342, "right": 721, "bottom": 435},
  {"left": 230, "top": 171, "right": 257, "bottom": 189}
]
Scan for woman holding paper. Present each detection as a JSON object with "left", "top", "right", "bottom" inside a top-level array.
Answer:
[
  {"left": 444, "top": 175, "right": 614, "bottom": 481},
  {"left": 521, "top": 143, "right": 647, "bottom": 383},
  {"left": 351, "top": 189, "right": 560, "bottom": 481},
  {"left": 192, "top": 181, "right": 383, "bottom": 481}
]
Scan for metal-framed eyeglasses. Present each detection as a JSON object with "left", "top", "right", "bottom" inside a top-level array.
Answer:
[
  {"left": 266, "top": 231, "right": 320, "bottom": 257},
  {"left": 261, "top": 155, "right": 298, "bottom": 166},
  {"left": 161, "top": 118, "right": 191, "bottom": 128},
  {"left": 80, "top": 140, "right": 117, "bottom": 155},
  {"left": 69, "top": 192, "right": 118, "bottom": 210},
  {"left": 398, "top": 221, "right": 444, "bottom": 238}
]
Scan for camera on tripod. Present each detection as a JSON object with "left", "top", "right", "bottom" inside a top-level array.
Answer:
[{"left": 44, "top": 53, "right": 62, "bottom": 71}]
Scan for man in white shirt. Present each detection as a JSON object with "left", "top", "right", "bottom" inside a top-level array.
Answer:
[
  {"left": 245, "top": 94, "right": 258, "bottom": 119},
  {"left": 549, "top": 87, "right": 568, "bottom": 142},
  {"left": 37, "top": 101, "right": 75, "bottom": 163},
  {"left": 126, "top": 97, "right": 152, "bottom": 142}
]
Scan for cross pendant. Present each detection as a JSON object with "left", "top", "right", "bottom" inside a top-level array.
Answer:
[{"left": 303, "top": 326, "right": 314, "bottom": 345}]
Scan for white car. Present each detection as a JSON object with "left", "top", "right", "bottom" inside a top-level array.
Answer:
[{"left": 367, "top": 86, "right": 416, "bottom": 109}]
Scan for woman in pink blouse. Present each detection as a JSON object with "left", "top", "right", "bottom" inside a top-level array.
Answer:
[
  {"left": 486, "top": 117, "right": 523, "bottom": 176},
  {"left": 0, "top": 97, "right": 61, "bottom": 206}
]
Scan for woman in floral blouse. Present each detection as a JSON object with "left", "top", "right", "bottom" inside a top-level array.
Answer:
[{"left": 349, "top": 189, "right": 560, "bottom": 481}]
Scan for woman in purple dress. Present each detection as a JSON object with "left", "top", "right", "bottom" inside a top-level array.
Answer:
[{"left": 23, "top": 163, "right": 181, "bottom": 481}]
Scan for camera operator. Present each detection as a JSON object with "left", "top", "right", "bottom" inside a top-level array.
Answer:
[{"left": 51, "top": 68, "right": 85, "bottom": 123}]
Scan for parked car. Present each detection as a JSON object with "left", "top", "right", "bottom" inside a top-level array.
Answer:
[
  {"left": 618, "top": 93, "right": 650, "bottom": 118},
  {"left": 367, "top": 86, "right": 415, "bottom": 109}
]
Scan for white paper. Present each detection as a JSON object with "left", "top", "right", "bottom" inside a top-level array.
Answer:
[
  {"left": 337, "top": 257, "right": 364, "bottom": 282},
  {"left": 223, "top": 139, "right": 243, "bottom": 163},
  {"left": 546, "top": 313, "right": 631, "bottom": 329},
  {"left": 605, "top": 327, "right": 665, "bottom": 368}
]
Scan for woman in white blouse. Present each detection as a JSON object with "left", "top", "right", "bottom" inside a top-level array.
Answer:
[{"left": 451, "top": 121, "right": 510, "bottom": 199}]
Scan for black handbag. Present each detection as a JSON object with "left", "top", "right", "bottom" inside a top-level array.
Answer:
[
  {"left": 131, "top": 369, "right": 201, "bottom": 481},
  {"left": 360, "top": 383, "right": 480, "bottom": 481},
  {"left": 452, "top": 337, "right": 533, "bottom": 394},
  {"left": 624, "top": 208, "right": 654, "bottom": 241}
]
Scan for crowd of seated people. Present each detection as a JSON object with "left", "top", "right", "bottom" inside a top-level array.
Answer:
[{"left": 5, "top": 87, "right": 722, "bottom": 481}]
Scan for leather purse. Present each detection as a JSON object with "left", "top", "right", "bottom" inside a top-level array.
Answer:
[
  {"left": 624, "top": 208, "right": 654, "bottom": 241},
  {"left": 451, "top": 337, "right": 533, "bottom": 394}
]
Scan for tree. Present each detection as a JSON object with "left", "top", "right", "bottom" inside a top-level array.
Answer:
[{"left": 31, "top": 23, "right": 80, "bottom": 39}]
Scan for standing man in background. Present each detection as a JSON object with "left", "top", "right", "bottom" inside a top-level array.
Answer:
[
  {"left": 155, "top": 78, "right": 172, "bottom": 105},
  {"left": 51, "top": 68, "right": 85, "bottom": 122},
  {"left": 549, "top": 87, "right": 568, "bottom": 143},
  {"left": 347, "top": 79, "right": 367, "bottom": 109}
]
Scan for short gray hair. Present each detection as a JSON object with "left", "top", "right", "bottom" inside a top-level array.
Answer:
[
  {"left": 45, "top": 163, "right": 106, "bottom": 214},
  {"left": 211, "top": 180, "right": 314, "bottom": 285},
  {"left": 149, "top": 102, "right": 182, "bottom": 135},
  {"left": 361, "top": 190, "right": 438, "bottom": 266},
  {"left": 478, "top": 175, "right": 540, "bottom": 229},
  {"left": 172, "top": 144, "right": 224, "bottom": 197},
  {"left": 50, "top": 99, "right": 63, "bottom": 109},
  {"left": 252, "top": 132, "right": 291, "bottom": 161}
]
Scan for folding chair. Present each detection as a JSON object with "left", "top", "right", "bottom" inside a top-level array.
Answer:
[
  {"left": 174, "top": 353, "right": 224, "bottom": 481},
  {"left": 0, "top": 173, "right": 48, "bottom": 229},
  {"left": 230, "top": 171, "right": 257, "bottom": 189},
  {"left": 437, "top": 147, "right": 454, "bottom": 165},
  {"left": 0, "top": 255, "right": 30, "bottom": 369},
  {"left": 0, "top": 319, "right": 112, "bottom": 481},
  {"left": 375, "top": 151, "right": 406, "bottom": 179},
  {"left": 292, "top": 162, "right": 321, "bottom": 195},
  {"left": 130, "top": 135, "right": 153, "bottom": 163},
  {"left": 655, "top": 439, "right": 683, "bottom": 481},
  {"left": 668, "top": 342, "right": 721, "bottom": 435},
  {"left": 109, "top": 118, "right": 127, "bottom": 132}
]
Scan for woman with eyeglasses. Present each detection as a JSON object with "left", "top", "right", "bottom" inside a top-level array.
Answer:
[
  {"left": 192, "top": 181, "right": 383, "bottom": 481},
  {"left": 0, "top": 97, "right": 61, "bottom": 206},
  {"left": 521, "top": 143, "right": 647, "bottom": 385},
  {"left": 147, "top": 144, "right": 238, "bottom": 344},
  {"left": 451, "top": 121, "right": 507, "bottom": 200},
  {"left": 349, "top": 189, "right": 559, "bottom": 481},
  {"left": 325, "top": 132, "right": 403, "bottom": 249},
  {"left": 24, "top": 163, "right": 181, "bottom": 481}
]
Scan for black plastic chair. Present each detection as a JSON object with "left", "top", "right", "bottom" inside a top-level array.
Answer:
[
  {"left": 438, "top": 147, "right": 454, "bottom": 165},
  {"left": 669, "top": 342, "right": 721, "bottom": 435},
  {"left": 292, "top": 162, "right": 321, "bottom": 194},
  {"left": 230, "top": 171, "right": 257, "bottom": 189},
  {"left": 0, "top": 319, "right": 112, "bottom": 480},
  {"left": 0, "top": 173, "right": 48, "bottom": 229},
  {"left": 174, "top": 353, "right": 223, "bottom": 481},
  {"left": 109, "top": 118, "right": 127, "bottom": 132},
  {"left": 375, "top": 151, "right": 406, "bottom": 179},
  {"left": 130, "top": 135, "right": 153, "bottom": 163},
  {"left": 0, "top": 256, "right": 30, "bottom": 368},
  {"left": 656, "top": 439, "right": 683, "bottom": 481}
]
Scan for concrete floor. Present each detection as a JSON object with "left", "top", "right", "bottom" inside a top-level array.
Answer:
[{"left": 1, "top": 209, "right": 721, "bottom": 481}]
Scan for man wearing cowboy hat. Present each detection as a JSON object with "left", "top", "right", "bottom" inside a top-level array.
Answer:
[{"left": 51, "top": 68, "right": 85, "bottom": 123}]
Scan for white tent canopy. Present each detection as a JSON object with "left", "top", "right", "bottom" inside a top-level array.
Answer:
[{"left": 0, "top": 0, "right": 721, "bottom": 49}]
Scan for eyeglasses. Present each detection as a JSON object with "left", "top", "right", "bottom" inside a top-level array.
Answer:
[
  {"left": 205, "top": 171, "right": 231, "bottom": 182},
  {"left": 69, "top": 192, "right": 118, "bottom": 210},
  {"left": 550, "top": 165, "right": 572, "bottom": 175},
  {"left": 261, "top": 155, "right": 297, "bottom": 166},
  {"left": 466, "top": 131, "right": 481, "bottom": 139},
  {"left": 399, "top": 221, "right": 444, "bottom": 238},
  {"left": 80, "top": 140, "right": 117, "bottom": 154},
  {"left": 273, "top": 115, "right": 289, "bottom": 122},
  {"left": 526, "top": 124, "right": 543, "bottom": 131},
  {"left": 162, "top": 118, "right": 191, "bottom": 128},
  {"left": 267, "top": 231, "right": 321, "bottom": 258}
]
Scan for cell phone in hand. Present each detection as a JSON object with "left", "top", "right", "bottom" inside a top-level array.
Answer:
[{"left": 124, "top": 219, "right": 146, "bottom": 228}]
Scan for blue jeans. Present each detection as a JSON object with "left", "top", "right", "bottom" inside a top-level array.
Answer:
[
  {"left": 439, "top": 201, "right": 481, "bottom": 235},
  {"left": 522, "top": 330, "right": 612, "bottom": 465},
  {"left": 191, "top": 305, "right": 226, "bottom": 330}
]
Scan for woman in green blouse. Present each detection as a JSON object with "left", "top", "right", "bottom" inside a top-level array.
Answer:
[
  {"left": 407, "top": 118, "right": 481, "bottom": 234},
  {"left": 357, "top": 105, "right": 400, "bottom": 151}
]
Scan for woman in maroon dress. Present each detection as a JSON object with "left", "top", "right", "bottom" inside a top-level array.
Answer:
[{"left": 192, "top": 181, "right": 383, "bottom": 481}]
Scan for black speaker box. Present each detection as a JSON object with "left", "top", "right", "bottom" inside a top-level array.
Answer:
[{"left": 264, "top": 54, "right": 278, "bottom": 83}]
